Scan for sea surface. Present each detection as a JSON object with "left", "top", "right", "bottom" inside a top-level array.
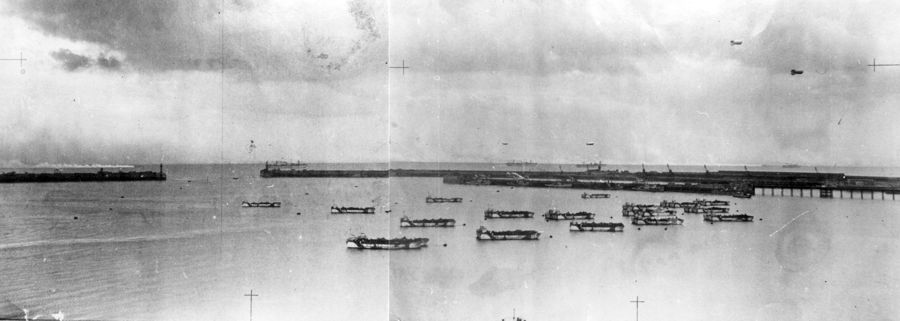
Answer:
[{"left": 0, "top": 163, "right": 898, "bottom": 321}]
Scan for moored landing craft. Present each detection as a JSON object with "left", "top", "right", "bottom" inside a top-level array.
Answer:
[
  {"left": 331, "top": 206, "right": 376, "bottom": 214},
  {"left": 631, "top": 214, "right": 684, "bottom": 225},
  {"left": 543, "top": 209, "right": 595, "bottom": 221},
  {"left": 484, "top": 209, "right": 534, "bottom": 219},
  {"left": 476, "top": 226, "right": 540, "bottom": 240},
  {"left": 346, "top": 235, "right": 429, "bottom": 250},
  {"left": 241, "top": 201, "right": 281, "bottom": 208},
  {"left": 570, "top": 221, "right": 625, "bottom": 232},
  {"left": 425, "top": 196, "right": 463, "bottom": 203},
  {"left": 582, "top": 192, "right": 610, "bottom": 199},
  {"left": 400, "top": 216, "right": 456, "bottom": 227},
  {"left": 622, "top": 203, "right": 659, "bottom": 216},
  {"left": 704, "top": 213, "right": 754, "bottom": 222},
  {"left": 684, "top": 206, "right": 729, "bottom": 214}
]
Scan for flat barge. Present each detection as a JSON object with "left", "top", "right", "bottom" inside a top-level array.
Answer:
[
  {"left": 331, "top": 206, "right": 376, "bottom": 214},
  {"left": 241, "top": 201, "right": 281, "bottom": 208},
  {"left": 542, "top": 209, "right": 595, "bottom": 221},
  {"left": 400, "top": 216, "right": 456, "bottom": 227},
  {"left": 0, "top": 165, "right": 166, "bottom": 183},
  {"left": 476, "top": 226, "right": 540, "bottom": 240},
  {"left": 426, "top": 196, "right": 463, "bottom": 203},
  {"left": 684, "top": 206, "right": 730, "bottom": 214},
  {"left": 703, "top": 213, "right": 754, "bottom": 222},
  {"left": 632, "top": 211, "right": 684, "bottom": 225},
  {"left": 346, "top": 235, "right": 429, "bottom": 250},
  {"left": 570, "top": 221, "right": 625, "bottom": 232},
  {"left": 484, "top": 209, "right": 534, "bottom": 219},
  {"left": 582, "top": 192, "right": 610, "bottom": 199}
]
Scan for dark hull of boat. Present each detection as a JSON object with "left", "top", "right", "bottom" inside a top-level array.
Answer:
[
  {"left": 426, "top": 197, "right": 463, "bottom": 203},
  {"left": 543, "top": 212, "right": 595, "bottom": 221},
  {"left": 400, "top": 219, "right": 456, "bottom": 227},
  {"left": 631, "top": 217, "right": 684, "bottom": 225},
  {"left": 242, "top": 201, "right": 281, "bottom": 208},
  {"left": 484, "top": 211, "right": 534, "bottom": 219},
  {"left": 704, "top": 214, "right": 754, "bottom": 222},
  {"left": 582, "top": 193, "right": 610, "bottom": 199},
  {"left": 346, "top": 237, "right": 429, "bottom": 250},
  {"left": 331, "top": 207, "right": 376, "bottom": 214},
  {"left": 476, "top": 231, "right": 541, "bottom": 240},
  {"left": 569, "top": 222, "right": 624, "bottom": 232}
]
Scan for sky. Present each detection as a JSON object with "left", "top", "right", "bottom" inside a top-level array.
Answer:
[{"left": 1, "top": 0, "right": 899, "bottom": 166}]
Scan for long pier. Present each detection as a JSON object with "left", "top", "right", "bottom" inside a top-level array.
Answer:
[{"left": 260, "top": 165, "right": 900, "bottom": 199}]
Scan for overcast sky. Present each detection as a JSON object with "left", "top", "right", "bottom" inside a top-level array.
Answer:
[{"left": 1, "top": 0, "right": 899, "bottom": 166}]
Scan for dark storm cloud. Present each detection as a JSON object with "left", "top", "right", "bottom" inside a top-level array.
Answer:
[
  {"left": 50, "top": 48, "right": 91, "bottom": 71},
  {"left": 10, "top": 0, "right": 385, "bottom": 80}
]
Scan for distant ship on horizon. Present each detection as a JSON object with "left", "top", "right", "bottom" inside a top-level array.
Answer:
[
  {"left": 782, "top": 163, "right": 801, "bottom": 168},
  {"left": 506, "top": 160, "right": 537, "bottom": 167},
  {"left": 575, "top": 162, "right": 602, "bottom": 168}
]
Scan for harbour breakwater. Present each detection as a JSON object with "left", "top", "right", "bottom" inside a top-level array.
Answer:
[
  {"left": 0, "top": 165, "right": 166, "bottom": 183},
  {"left": 259, "top": 165, "right": 900, "bottom": 199}
]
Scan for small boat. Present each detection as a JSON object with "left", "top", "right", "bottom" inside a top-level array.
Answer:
[
  {"left": 704, "top": 213, "right": 754, "bottom": 222},
  {"left": 331, "top": 206, "right": 376, "bottom": 214},
  {"left": 346, "top": 235, "right": 429, "bottom": 250},
  {"left": 569, "top": 221, "right": 624, "bottom": 232},
  {"left": 484, "top": 209, "right": 534, "bottom": 219},
  {"left": 400, "top": 216, "right": 456, "bottom": 227},
  {"left": 476, "top": 226, "right": 540, "bottom": 240},
  {"left": 543, "top": 209, "right": 595, "bottom": 221},
  {"left": 631, "top": 213, "right": 684, "bottom": 225},
  {"left": 581, "top": 192, "right": 610, "bottom": 199},
  {"left": 732, "top": 192, "right": 752, "bottom": 199},
  {"left": 241, "top": 201, "right": 281, "bottom": 208},
  {"left": 425, "top": 196, "right": 463, "bottom": 203}
]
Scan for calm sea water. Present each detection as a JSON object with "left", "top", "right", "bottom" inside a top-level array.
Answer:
[{"left": 1, "top": 163, "right": 898, "bottom": 321}]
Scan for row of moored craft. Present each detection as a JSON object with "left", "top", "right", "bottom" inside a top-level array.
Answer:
[{"left": 243, "top": 195, "right": 752, "bottom": 250}]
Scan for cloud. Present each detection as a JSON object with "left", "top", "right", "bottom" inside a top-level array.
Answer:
[
  {"left": 49, "top": 48, "right": 124, "bottom": 71},
  {"left": 96, "top": 54, "right": 121, "bottom": 70},
  {"left": 9, "top": 0, "right": 386, "bottom": 80},
  {"left": 50, "top": 48, "right": 91, "bottom": 71},
  {"left": 737, "top": 0, "right": 874, "bottom": 76},
  {"left": 390, "top": 1, "right": 670, "bottom": 75}
]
